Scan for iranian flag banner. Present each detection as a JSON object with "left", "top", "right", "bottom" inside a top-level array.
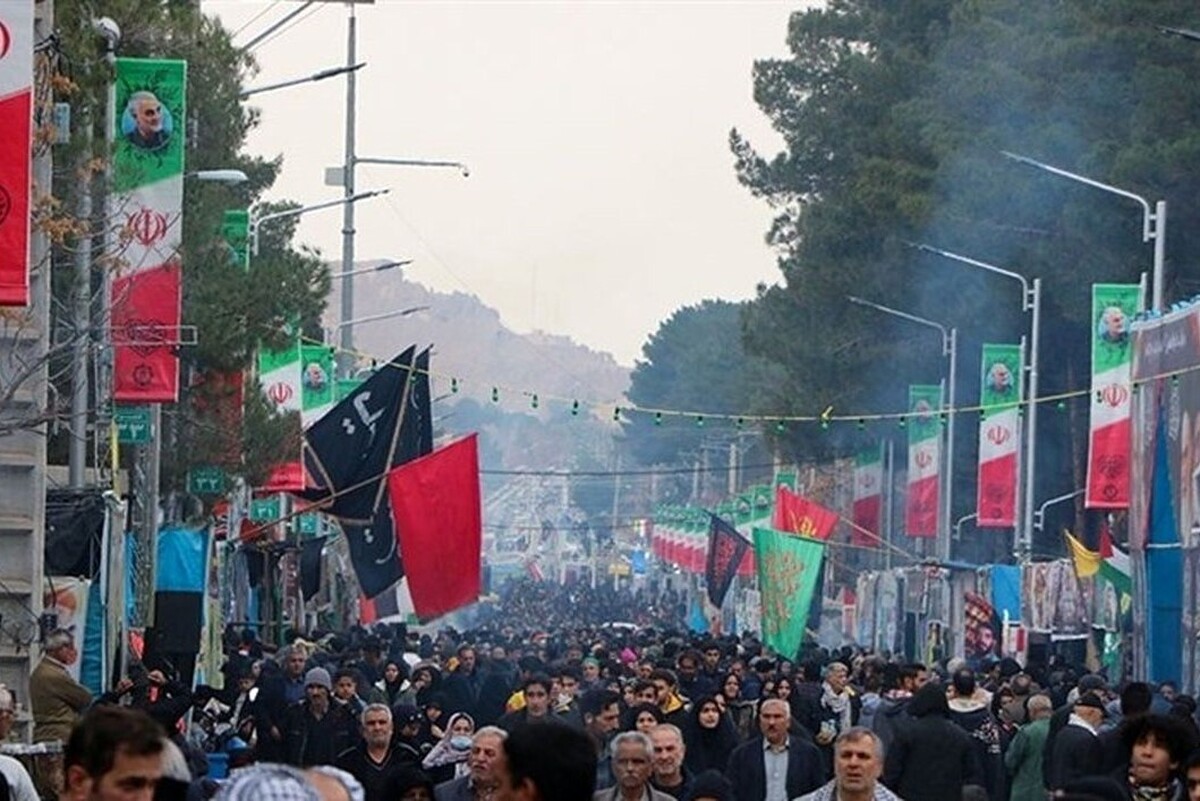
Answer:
[
  {"left": 0, "top": 0, "right": 34, "bottom": 306},
  {"left": 220, "top": 209, "right": 250, "bottom": 270},
  {"left": 1087, "top": 284, "right": 1142, "bottom": 508},
  {"left": 258, "top": 342, "right": 302, "bottom": 414},
  {"left": 852, "top": 447, "right": 883, "bottom": 547},
  {"left": 977, "top": 344, "right": 1023, "bottom": 527},
  {"left": 299, "top": 344, "right": 335, "bottom": 427},
  {"left": 110, "top": 58, "right": 187, "bottom": 401},
  {"left": 906, "top": 385, "right": 942, "bottom": 538}
]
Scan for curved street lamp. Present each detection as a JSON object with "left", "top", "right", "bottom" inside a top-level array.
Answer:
[
  {"left": 849, "top": 295, "right": 957, "bottom": 563},
  {"left": 907, "top": 242, "right": 1043, "bottom": 562},
  {"left": 1002, "top": 150, "right": 1165, "bottom": 312}
]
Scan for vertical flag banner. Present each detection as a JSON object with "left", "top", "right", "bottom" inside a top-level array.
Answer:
[
  {"left": 299, "top": 343, "right": 335, "bottom": 427},
  {"left": 977, "top": 344, "right": 1023, "bottom": 527},
  {"left": 852, "top": 447, "right": 883, "bottom": 546},
  {"left": 1087, "top": 284, "right": 1142, "bottom": 508},
  {"left": 258, "top": 342, "right": 302, "bottom": 414},
  {"left": 906, "top": 385, "right": 942, "bottom": 537},
  {"left": 110, "top": 58, "right": 187, "bottom": 401},
  {"left": 753, "top": 526, "right": 824, "bottom": 659},
  {"left": 220, "top": 209, "right": 250, "bottom": 270},
  {"left": 0, "top": 0, "right": 34, "bottom": 306},
  {"left": 388, "top": 434, "right": 482, "bottom": 622},
  {"left": 706, "top": 514, "right": 750, "bottom": 608}
]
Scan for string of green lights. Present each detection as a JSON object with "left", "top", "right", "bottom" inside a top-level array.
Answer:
[{"left": 292, "top": 334, "right": 1185, "bottom": 428}]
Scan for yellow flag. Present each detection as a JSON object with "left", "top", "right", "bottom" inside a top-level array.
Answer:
[{"left": 1064, "top": 531, "right": 1100, "bottom": 578}]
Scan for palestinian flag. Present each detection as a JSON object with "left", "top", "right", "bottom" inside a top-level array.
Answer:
[{"left": 1065, "top": 528, "right": 1132, "bottom": 594}]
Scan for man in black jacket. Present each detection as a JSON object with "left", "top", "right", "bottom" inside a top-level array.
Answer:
[
  {"left": 337, "top": 703, "right": 417, "bottom": 801},
  {"left": 443, "top": 646, "right": 485, "bottom": 720},
  {"left": 871, "top": 663, "right": 927, "bottom": 752},
  {"left": 1045, "top": 693, "right": 1105, "bottom": 791},
  {"left": 284, "top": 667, "right": 356, "bottom": 767},
  {"left": 882, "top": 681, "right": 981, "bottom": 801},
  {"left": 724, "top": 698, "right": 825, "bottom": 801}
]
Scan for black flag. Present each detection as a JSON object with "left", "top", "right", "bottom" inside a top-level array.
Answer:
[
  {"left": 299, "top": 537, "right": 326, "bottom": 601},
  {"left": 344, "top": 498, "right": 403, "bottom": 598},
  {"left": 706, "top": 514, "right": 750, "bottom": 609},
  {"left": 299, "top": 346, "right": 417, "bottom": 519},
  {"left": 298, "top": 347, "right": 432, "bottom": 597}
]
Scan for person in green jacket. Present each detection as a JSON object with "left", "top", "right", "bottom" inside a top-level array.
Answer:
[{"left": 1004, "top": 694, "right": 1054, "bottom": 801}]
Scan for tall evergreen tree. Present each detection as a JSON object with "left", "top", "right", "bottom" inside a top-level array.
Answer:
[
  {"left": 47, "top": 2, "right": 329, "bottom": 489},
  {"left": 733, "top": 0, "right": 1200, "bottom": 554}
]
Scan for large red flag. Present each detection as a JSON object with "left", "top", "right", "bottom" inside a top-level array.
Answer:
[
  {"left": 0, "top": 0, "right": 33, "bottom": 306},
  {"left": 773, "top": 486, "right": 838, "bottom": 540},
  {"left": 388, "top": 434, "right": 482, "bottom": 622}
]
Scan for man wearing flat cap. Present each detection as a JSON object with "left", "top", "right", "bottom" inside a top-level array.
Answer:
[{"left": 1046, "top": 692, "right": 1105, "bottom": 791}]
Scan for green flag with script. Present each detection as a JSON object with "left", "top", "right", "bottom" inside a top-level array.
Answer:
[{"left": 753, "top": 526, "right": 824, "bottom": 659}]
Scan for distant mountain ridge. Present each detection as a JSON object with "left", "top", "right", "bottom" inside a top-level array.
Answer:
[{"left": 325, "top": 262, "right": 631, "bottom": 408}]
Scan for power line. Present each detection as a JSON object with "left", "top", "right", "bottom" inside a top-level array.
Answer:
[
  {"left": 230, "top": 1, "right": 281, "bottom": 40},
  {"left": 245, "top": 2, "right": 326, "bottom": 54},
  {"left": 480, "top": 462, "right": 781, "bottom": 478}
]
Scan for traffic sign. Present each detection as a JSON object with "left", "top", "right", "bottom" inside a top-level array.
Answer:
[
  {"left": 188, "top": 466, "right": 226, "bottom": 495},
  {"left": 115, "top": 405, "right": 153, "bottom": 444},
  {"left": 250, "top": 496, "right": 281, "bottom": 522}
]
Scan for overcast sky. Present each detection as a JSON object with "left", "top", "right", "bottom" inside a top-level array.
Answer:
[{"left": 204, "top": 1, "right": 809, "bottom": 366}]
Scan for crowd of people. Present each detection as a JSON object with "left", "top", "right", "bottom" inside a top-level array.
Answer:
[{"left": 6, "top": 578, "right": 1200, "bottom": 801}]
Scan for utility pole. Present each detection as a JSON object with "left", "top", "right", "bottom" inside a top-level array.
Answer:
[
  {"left": 727, "top": 441, "right": 738, "bottom": 496},
  {"left": 338, "top": 4, "right": 358, "bottom": 376},
  {"left": 606, "top": 451, "right": 621, "bottom": 590},
  {"left": 884, "top": 439, "right": 895, "bottom": 571},
  {"left": 331, "top": 4, "right": 466, "bottom": 377},
  {"left": 68, "top": 128, "right": 92, "bottom": 488}
]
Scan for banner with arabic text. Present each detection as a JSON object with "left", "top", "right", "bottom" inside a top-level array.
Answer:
[{"left": 753, "top": 526, "right": 824, "bottom": 659}]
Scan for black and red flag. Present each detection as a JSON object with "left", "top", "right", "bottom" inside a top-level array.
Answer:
[
  {"left": 297, "top": 346, "right": 432, "bottom": 597},
  {"left": 706, "top": 514, "right": 751, "bottom": 608}
]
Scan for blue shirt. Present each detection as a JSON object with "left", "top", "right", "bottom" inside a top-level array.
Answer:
[{"left": 763, "top": 739, "right": 790, "bottom": 801}]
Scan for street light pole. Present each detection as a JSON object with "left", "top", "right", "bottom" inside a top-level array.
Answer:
[
  {"left": 340, "top": 3, "right": 359, "bottom": 379},
  {"left": 849, "top": 296, "right": 957, "bottom": 562},
  {"left": 1033, "top": 488, "right": 1084, "bottom": 534},
  {"left": 325, "top": 305, "right": 430, "bottom": 343},
  {"left": 240, "top": 63, "right": 364, "bottom": 99},
  {"left": 333, "top": 6, "right": 469, "bottom": 378},
  {"left": 328, "top": 259, "right": 411, "bottom": 281},
  {"left": 1002, "top": 151, "right": 1166, "bottom": 313},
  {"left": 249, "top": 190, "right": 388, "bottom": 255},
  {"left": 911, "top": 244, "right": 1042, "bottom": 561}
]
